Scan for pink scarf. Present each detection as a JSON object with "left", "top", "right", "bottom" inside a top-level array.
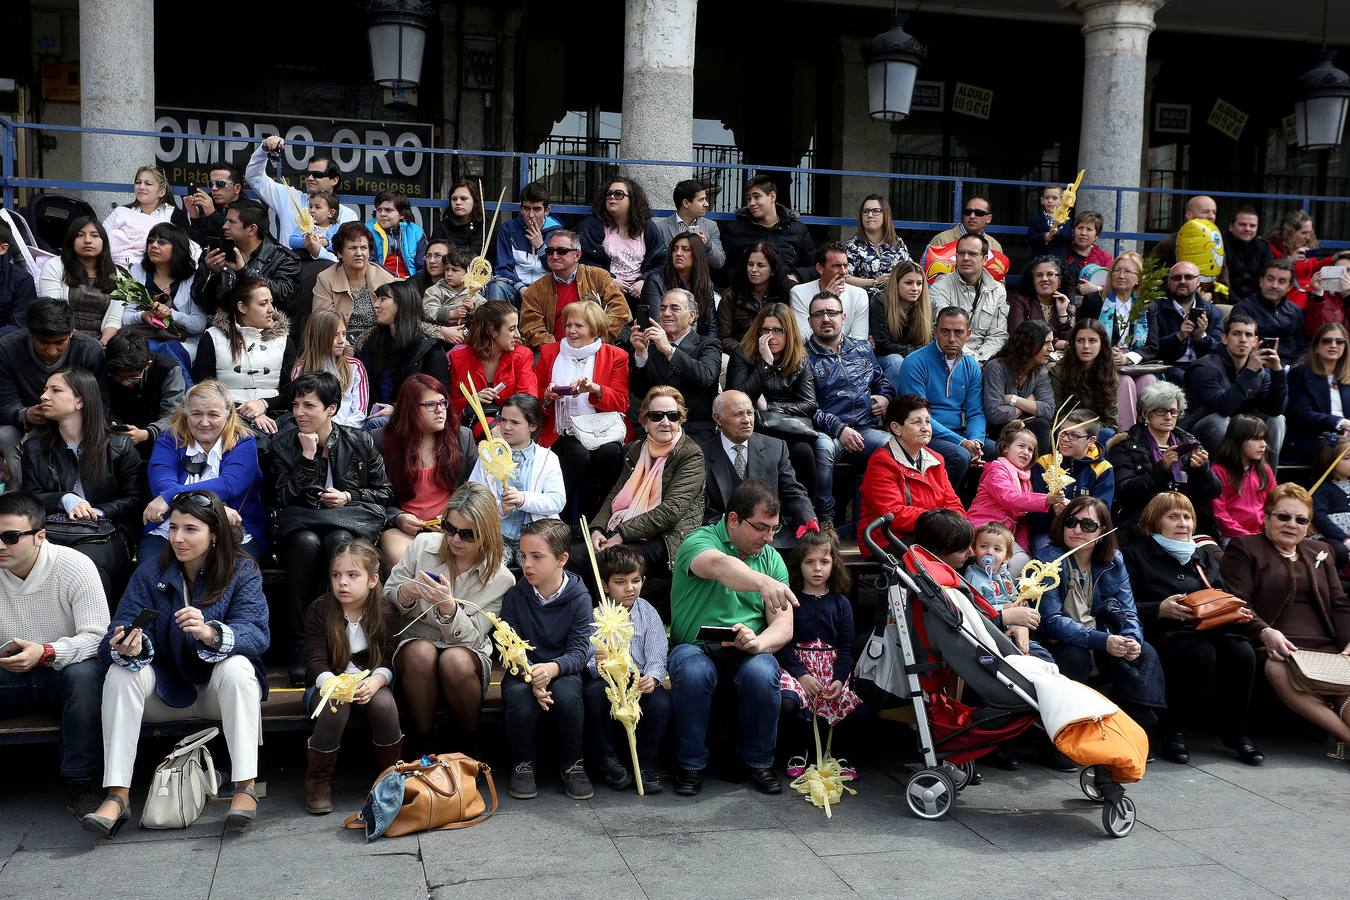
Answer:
[{"left": 607, "top": 431, "right": 681, "bottom": 531}]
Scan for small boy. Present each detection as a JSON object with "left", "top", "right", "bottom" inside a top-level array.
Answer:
[
  {"left": 424, "top": 245, "right": 476, "bottom": 344},
  {"left": 963, "top": 523, "right": 1019, "bottom": 610},
  {"left": 584, "top": 545, "right": 671, "bottom": 794},
  {"left": 1029, "top": 408, "right": 1115, "bottom": 548},
  {"left": 292, "top": 191, "right": 341, "bottom": 262},
  {"left": 1027, "top": 183, "right": 1072, "bottom": 255},
  {"left": 499, "top": 518, "right": 595, "bottom": 801}
]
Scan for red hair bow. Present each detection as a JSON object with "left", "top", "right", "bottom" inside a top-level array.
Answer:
[{"left": 796, "top": 519, "right": 820, "bottom": 539}]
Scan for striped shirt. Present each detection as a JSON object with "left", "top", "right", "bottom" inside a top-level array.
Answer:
[{"left": 586, "top": 596, "right": 669, "bottom": 683}]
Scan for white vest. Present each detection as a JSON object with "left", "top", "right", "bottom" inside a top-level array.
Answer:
[{"left": 204, "top": 324, "right": 288, "bottom": 403}]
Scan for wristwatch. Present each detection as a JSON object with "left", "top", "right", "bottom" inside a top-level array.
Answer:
[{"left": 39, "top": 643, "right": 56, "bottom": 667}]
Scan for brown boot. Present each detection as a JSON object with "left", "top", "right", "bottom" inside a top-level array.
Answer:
[
  {"left": 374, "top": 736, "right": 404, "bottom": 773},
  {"left": 305, "top": 746, "right": 338, "bottom": 815}
]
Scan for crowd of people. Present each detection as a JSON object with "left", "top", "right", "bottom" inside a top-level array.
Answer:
[{"left": 1, "top": 139, "right": 1349, "bottom": 834}]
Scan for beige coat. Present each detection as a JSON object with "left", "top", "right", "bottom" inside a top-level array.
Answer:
[{"left": 312, "top": 262, "right": 398, "bottom": 322}]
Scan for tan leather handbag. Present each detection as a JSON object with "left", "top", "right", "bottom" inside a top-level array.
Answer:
[
  {"left": 1181, "top": 566, "right": 1249, "bottom": 631},
  {"left": 345, "top": 753, "right": 497, "bottom": 838},
  {"left": 1286, "top": 649, "right": 1350, "bottom": 696}
]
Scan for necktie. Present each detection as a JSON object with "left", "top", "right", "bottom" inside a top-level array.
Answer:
[{"left": 733, "top": 443, "right": 747, "bottom": 480}]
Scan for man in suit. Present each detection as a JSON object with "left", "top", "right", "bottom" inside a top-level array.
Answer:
[
  {"left": 630, "top": 287, "right": 722, "bottom": 447},
  {"left": 654, "top": 179, "right": 725, "bottom": 271},
  {"left": 705, "top": 391, "right": 814, "bottom": 548}
]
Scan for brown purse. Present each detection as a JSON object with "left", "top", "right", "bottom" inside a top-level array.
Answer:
[
  {"left": 344, "top": 752, "right": 498, "bottom": 838},
  {"left": 1181, "top": 565, "right": 1249, "bottom": 631}
]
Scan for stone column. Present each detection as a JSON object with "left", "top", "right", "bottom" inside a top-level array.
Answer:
[
  {"left": 1063, "top": 0, "right": 1167, "bottom": 251},
  {"left": 80, "top": 0, "right": 157, "bottom": 217},
  {"left": 619, "top": 0, "right": 697, "bottom": 209}
]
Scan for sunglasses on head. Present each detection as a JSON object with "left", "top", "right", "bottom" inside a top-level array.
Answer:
[
  {"left": 1063, "top": 516, "right": 1101, "bottom": 533},
  {"left": 1270, "top": 512, "right": 1311, "bottom": 525},
  {"left": 0, "top": 527, "right": 40, "bottom": 546},
  {"left": 645, "top": 409, "right": 680, "bottom": 422},
  {"left": 446, "top": 526, "right": 477, "bottom": 541},
  {"left": 177, "top": 491, "right": 216, "bottom": 509}
]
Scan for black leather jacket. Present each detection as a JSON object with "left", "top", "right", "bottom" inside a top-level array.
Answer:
[
  {"left": 725, "top": 347, "right": 817, "bottom": 419},
  {"left": 270, "top": 423, "right": 397, "bottom": 511},
  {"left": 192, "top": 236, "right": 301, "bottom": 315},
  {"left": 20, "top": 432, "right": 145, "bottom": 534}
]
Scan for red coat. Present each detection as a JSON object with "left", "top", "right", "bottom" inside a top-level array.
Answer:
[
  {"left": 448, "top": 343, "right": 539, "bottom": 423},
  {"left": 858, "top": 441, "right": 965, "bottom": 558},
  {"left": 1270, "top": 240, "right": 1331, "bottom": 309},
  {"left": 534, "top": 342, "right": 630, "bottom": 447}
]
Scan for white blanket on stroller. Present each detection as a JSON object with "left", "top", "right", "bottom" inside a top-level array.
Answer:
[{"left": 1003, "top": 653, "right": 1119, "bottom": 739}]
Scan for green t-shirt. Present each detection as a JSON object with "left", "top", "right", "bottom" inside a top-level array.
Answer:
[{"left": 669, "top": 519, "right": 789, "bottom": 646}]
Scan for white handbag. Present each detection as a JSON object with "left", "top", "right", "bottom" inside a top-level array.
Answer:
[
  {"left": 141, "top": 726, "right": 221, "bottom": 829},
  {"left": 853, "top": 587, "right": 913, "bottom": 705},
  {"left": 567, "top": 412, "right": 627, "bottom": 450}
]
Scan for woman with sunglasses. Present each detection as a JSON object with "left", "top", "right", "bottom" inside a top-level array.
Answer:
[
  {"left": 1107, "top": 380, "right": 1221, "bottom": 543},
  {"left": 37, "top": 216, "right": 122, "bottom": 345},
  {"left": 589, "top": 386, "right": 706, "bottom": 579},
  {"left": 577, "top": 178, "right": 666, "bottom": 304},
  {"left": 142, "top": 380, "right": 268, "bottom": 563},
  {"left": 357, "top": 281, "right": 451, "bottom": 428},
  {"left": 378, "top": 374, "right": 475, "bottom": 568},
  {"left": 86, "top": 491, "right": 269, "bottom": 837},
  {"left": 191, "top": 278, "right": 296, "bottom": 436},
  {"left": 1220, "top": 483, "right": 1350, "bottom": 755},
  {"left": 1033, "top": 496, "right": 1166, "bottom": 741},
  {"left": 125, "top": 222, "right": 209, "bottom": 370},
  {"left": 385, "top": 482, "right": 514, "bottom": 757},
  {"left": 1123, "top": 492, "right": 1262, "bottom": 766},
  {"left": 1285, "top": 322, "right": 1350, "bottom": 464},
  {"left": 21, "top": 367, "right": 144, "bottom": 599}
]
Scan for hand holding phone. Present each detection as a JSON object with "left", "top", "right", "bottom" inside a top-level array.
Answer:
[
  {"left": 696, "top": 625, "right": 738, "bottom": 645},
  {"left": 551, "top": 383, "right": 576, "bottom": 397},
  {"left": 0, "top": 639, "right": 20, "bottom": 658}
]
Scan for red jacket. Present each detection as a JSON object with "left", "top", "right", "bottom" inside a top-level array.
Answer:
[
  {"left": 448, "top": 343, "right": 539, "bottom": 424},
  {"left": 858, "top": 441, "right": 965, "bottom": 558},
  {"left": 1270, "top": 240, "right": 1331, "bottom": 309},
  {"left": 534, "top": 342, "right": 630, "bottom": 447}
]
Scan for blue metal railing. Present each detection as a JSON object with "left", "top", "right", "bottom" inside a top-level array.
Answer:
[{"left": 4, "top": 117, "right": 1348, "bottom": 254}]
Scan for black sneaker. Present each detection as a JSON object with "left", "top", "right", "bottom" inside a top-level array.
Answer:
[
  {"left": 638, "top": 767, "right": 663, "bottom": 794},
  {"left": 65, "top": 781, "right": 103, "bottom": 819},
  {"left": 562, "top": 760, "right": 594, "bottom": 799},
  {"left": 597, "top": 755, "right": 633, "bottom": 790},
  {"left": 509, "top": 762, "right": 537, "bottom": 800}
]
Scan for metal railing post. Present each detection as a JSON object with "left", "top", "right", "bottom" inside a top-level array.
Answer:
[
  {"left": 518, "top": 153, "right": 530, "bottom": 196},
  {"left": 1114, "top": 190, "right": 1124, "bottom": 256},
  {"left": 951, "top": 178, "right": 963, "bottom": 225},
  {"left": 1, "top": 118, "right": 15, "bottom": 210}
]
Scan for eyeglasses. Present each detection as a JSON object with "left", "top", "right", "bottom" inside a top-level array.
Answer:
[
  {"left": 954, "top": 250, "right": 982, "bottom": 259},
  {"left": 962, "top": 208, "right": 991, "bottom": 217},
  {"left": 1169, "top": 274, "right": 1200, "bottom": 281},
  {"left": 1270, "top": 512, "right": 1311, "bottom": 525},
  {"left": 424, "top": 252, "right": 448, "bottom": 261},
  {"left": 544, "top": 246, "right": 578, "bottom": 256},
  {"left": 417, "top": 399, "right": 450, "bottom": 411},
  {"left": 1149, "top": 408, "right": 1180, "bottom": 419},
  {"left": 0, "top": 528, "right": 40, "bottom": 546},
  {"left": 148, "top": 236, "right": 174, "bottom": 246},
  {"left": 809, "top": 309, "right": 843, "bottom": 319},
  {"left": 1062, "top": 516, "right": 1101, "bottom": 533},
  {"left": 1060, "top": 431, "right": 1090, "bottom": 441},
  {"left": 208, "top": 180, "right": 232, "bottom": 189},
  {"left": 758, "top": 327, "right": 786, "bottom": 336},
  {"left": 1321, "top": 337, "right": 1348, "bottom": 345},
  {"left": 1033, "top": 272, "right": 1059, "bottom": 279},
  {"left": 605, "top": 189, "right": 629, "bottom": 199},
  {"left": 861, "top": 208, "right": 884, "bottom": 217},
  {"left": 446, "top": 526, "right": 477, "bottom": 541},
  {"left": 645, "top": 409, "right": 681, "bottom": 422},
  {"left": 743, "top": 519, "right": 782, "bottom": 537}
]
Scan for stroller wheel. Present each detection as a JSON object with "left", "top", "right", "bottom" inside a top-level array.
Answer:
[
  {"left": 905, "top": 768, "right": 956, "bottom": 820},
  {"left": 1079, "top": 766, "right": 1104, "bottom": 803},
  {"left": 940, "top": 760, "right": 977, "bottom": 791},
  {"left": 1102, "top": 795, "right": 1136, "bottom": 838}
]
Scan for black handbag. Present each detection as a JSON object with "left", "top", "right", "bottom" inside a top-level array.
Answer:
[
  {"left": 757, "top": 409, "right": 817, "bottom": 439},
  {"left": 44, "top": 514, "right": 118, "bottom": 546},
  {"left": 274, "top": 500, "right": 387, "bottom": 544}
]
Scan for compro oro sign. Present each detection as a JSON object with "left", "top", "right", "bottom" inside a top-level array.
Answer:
[{"left": 154, "top": 109, "right": 435, "bottom": 204}]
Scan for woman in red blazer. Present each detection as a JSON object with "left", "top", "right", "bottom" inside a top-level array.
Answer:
[
  {"left": 533, "top": 298, "right": 630, "bottom": 523},
  {"left": 449, "top": 300, "right": 539, "bottom": 432}
]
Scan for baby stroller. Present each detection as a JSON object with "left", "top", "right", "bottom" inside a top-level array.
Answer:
[{"left": 861, "top": 515, "right": 1143, "bottom": 838}]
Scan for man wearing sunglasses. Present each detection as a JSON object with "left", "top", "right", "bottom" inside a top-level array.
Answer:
[
  {"left": 922, "top": 195, "right": 1009, "bottom": 285},
  {"left": 0, "top": 491, "right": 109, "bottom": 819},
  {"left": 1153, "top": 260, "right": 1225, "bottom": 381},
  {"left": 184, "top": 162, "right": 243, "bottom": 245},
  {"left": 519, "top": 230, "right": 629, "bottom": 348},
  {"left": 1182, "top": 313, "right": 1288, "bottom": 467},
  {"left": 246, "top": 134, "right": 359, "bottom": 250}
]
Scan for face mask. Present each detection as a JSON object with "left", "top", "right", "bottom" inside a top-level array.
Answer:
[{"left": 1152, "top": 532, "right": 1196, "bottom": 564}]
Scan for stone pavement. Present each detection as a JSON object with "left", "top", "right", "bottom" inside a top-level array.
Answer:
[{"left": 2, "top": 728, "right": 1347, "bottom": 900}]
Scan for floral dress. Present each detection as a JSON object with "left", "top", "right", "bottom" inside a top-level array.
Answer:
[
  {"left": 846, "top": 236, "right": 911, "bottom": 292},
  {"left": 777, "top": 590, "right": 862, "bottom": 726}
]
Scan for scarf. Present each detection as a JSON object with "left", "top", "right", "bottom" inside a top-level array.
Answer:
[
  {"left": 607, "top": 430, "right": 681, "bottom": 532},
  {"left": 1142, "top": 428, "right": 1186, "bottom": 484},
  {"left": 1152, "top": 533, "right": 1197, "bottom": 565},
  {"left": 551, "top": 338, "right": 602, "bottom": 434}
]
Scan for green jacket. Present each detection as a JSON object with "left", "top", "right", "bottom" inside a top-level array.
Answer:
[{"left": 595, "top": 432, "right": 706, "bottom": 567}]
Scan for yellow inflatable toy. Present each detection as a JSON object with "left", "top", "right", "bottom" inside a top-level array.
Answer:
[{"left": 1175, "top": 218, "right": 1228, "bottom": 297}]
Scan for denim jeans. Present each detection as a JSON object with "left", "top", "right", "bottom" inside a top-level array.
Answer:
[
  {"left": 668, "top": 643, "right": 781, "bottom": 770},
  {"left": 812, "top": 425, "right": 890, "bottom": 524},
  {"left": 481, "top": 278, "right": 522, "bottom": 308},
  {"left": 928, "top": 435, "right": 997, "bottom": 488},
  {"left": 502, "top": 672, "right": 584, "bottom": 767},
  {"left": 0, "top": 658, "right": 106, "bottom": 780},
  {"left": 878, "top": 354, "right": 905, "bottom": 395},
  {"left": 583, "top": 676, "right": 671, "bottom": 768}
]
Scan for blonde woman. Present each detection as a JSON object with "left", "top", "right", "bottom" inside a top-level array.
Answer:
[
  {"left": 289, "top": 310, "right": 369, "bottom": 428},
  {"left": 386, "top": 482, "right": 514, "bottom": 756},
  {"left": 870, "top": 259, "right": 932, "bottom": 389},
  {"left": 1287, "top": 321, "right": 1350, "bottom": 463},
  {"left": 141, "top": 379, "right": 268, "bottom": 560},
  {"left": 1081, "top": 251, "right": 1157, "bottom": 429},
  {"left": 102, "top": 165, "right": 190, "bottom": 266}
]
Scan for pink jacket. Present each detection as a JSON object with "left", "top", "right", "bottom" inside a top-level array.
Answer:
[
  {"left": 1213, "top": 464, "right": 1274, "bottom": 538},
  {"left": 966, "top": 457, "right": 1049, "bottom": 550}
]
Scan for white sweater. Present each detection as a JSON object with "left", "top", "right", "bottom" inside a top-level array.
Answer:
[
  {"left": 0, "top": 542, "right": 109, "bottom": 668},
  {"left": 467, "top": 443, "right": 566, "bottom": 523}
]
